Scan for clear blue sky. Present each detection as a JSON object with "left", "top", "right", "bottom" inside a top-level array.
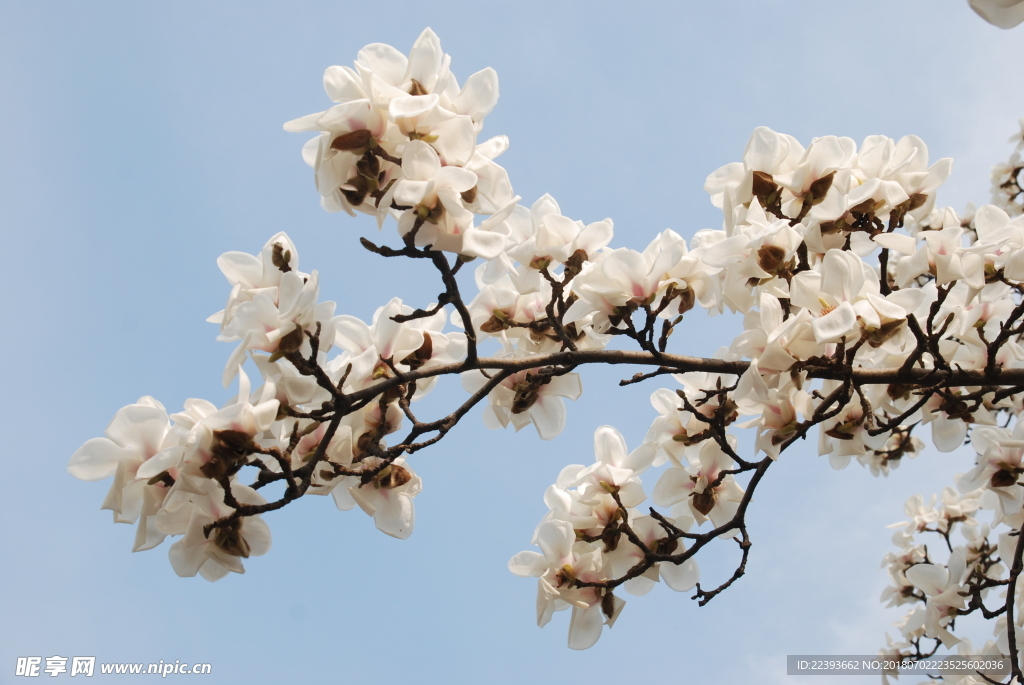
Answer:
[{"left": 2, "top": 2, "right": 1022, "bottom": 683}]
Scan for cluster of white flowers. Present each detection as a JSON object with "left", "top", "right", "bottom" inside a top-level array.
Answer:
[
  {"left": 879, "top": 474, "right": 1020, "bottom": 679},
  {"left": 284, "top": 28, "right": 516, "bottom": 259},
  {"left": 508, "top": 427, "right": 702, "bottom": 649},
  {"left": 70, "top": 25, "right": 1024, "bottom": 665}
]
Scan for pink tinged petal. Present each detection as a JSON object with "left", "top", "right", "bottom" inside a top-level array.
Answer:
[
  {"left": 536, "top": 520, "right": 574, "bottom": 565},
  {"left": 69, "top": 438, "right": 133, "bottom": 481},
  {"left": 105, "top": 405, "right": 169, "bottom": 458},
  {"left": 932, "top": 415, "right": 967, "bottom": 453},
  {"left": 529, "top": 396, "right": 566, "bottom": 440},
  {"left": 660, "top": 558, "right": 700, "bottom": 592},
  {"left": 135, "top": 446, "right": 186, "bottom": 480},
  {"left": 508, "top": 551, "right": 548, "bottom": 577},
  {"left": 653, "top": 467, "right": 693, "bottom": 507},
  {"left": 812, "top": 301, "right": 857, "bottom": 344},
  {"left": 333, "top": 316, "right": 375, "bottom": 355},
  {"left": 568, "top": 604, "right": 604, "bottom": 650}
]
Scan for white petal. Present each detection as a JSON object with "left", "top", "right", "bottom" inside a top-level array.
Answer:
[
  {"left": 567, "top": 604, "right": 604, "bottom": 650},
  {"left": 68, "top": 438, "right": 132, "bottom": 481},
  {"left": 508, "top": 551, "right": 548, "bottom": 577},
  {"left": 660, "top": 558, "right": 700, "bottom": 592}
]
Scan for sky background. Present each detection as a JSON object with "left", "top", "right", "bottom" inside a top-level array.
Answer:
[{"left": 1, "top": 1, "right": 1023, "bottom": 683}]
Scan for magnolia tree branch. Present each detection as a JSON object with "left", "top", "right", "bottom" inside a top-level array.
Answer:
[{"left": 67, "top": 25, "right": 1024, "bottom": 674}]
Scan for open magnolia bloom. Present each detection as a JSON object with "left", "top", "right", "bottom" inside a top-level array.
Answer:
[
  {"left": 462, "top": 368, "right": 582, "bottom": 440},
  {"left": 333, "top": 456, "right": 422, "bottom": 539},
  {"left": 653, "top": 439, "right": 746, "bottom": 531},
  {"left": 165, "top": 480, "right": 272, "bottom": 582}
]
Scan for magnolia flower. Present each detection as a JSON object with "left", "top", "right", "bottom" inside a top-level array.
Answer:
[
  {"left": 211, "top": 233, "right": 337, "bottom": 387},
  {"left": 341, "top": 457, "right": 423, "bottom": 540},
  {"left": 463, "top": 368, "right": 582, "bottom": 440},
  {"left": 68, "top": 397, "right": 185, "bottom": 553},
  {"left": 166, "top": 480, "right": 271, "bottom": 582},
  {"left": 565, "top": 233, "right": 686, "bottom": 333},
  {"left": 392, "top": 140, "right": 514, "bottom": 259},
  {"left": 903, "top": 550, "right": 968, "bottom": 647},
  {"left": 333, "top": 297, "right": 454, "bottom": 391},
  {"left": 653, "top": 439, "right": 745, "bottom": 531},
  {"left": 569, "top": 426, "right": 657, "bottom": 509},
  {"left": 508, "top": 519, "right": 620, "bottom": 650}
]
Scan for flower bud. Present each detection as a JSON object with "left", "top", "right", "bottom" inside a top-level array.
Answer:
[
  {"left": 213, "top": 519, "right": 251, "bottom": 558},
  {"left": 330, "top": 129, "right": 373, "bottom": 152}
]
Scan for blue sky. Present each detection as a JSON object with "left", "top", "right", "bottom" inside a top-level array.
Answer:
[{"left": 2, "top": 1, "right": 1023, "bottom": 683}]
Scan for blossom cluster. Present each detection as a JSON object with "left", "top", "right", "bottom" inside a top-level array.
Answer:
[
  {"left": 284, "top": 28, "right": 516, "bottom": 259},
  {"left": 69, "top": 26, "right": 1024, "bottom": 667},
  {"left": 508, "top": 426, "right": 704, "bottom": 649}
]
